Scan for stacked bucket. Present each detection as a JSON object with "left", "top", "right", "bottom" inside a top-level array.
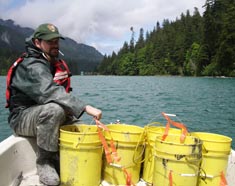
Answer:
[
  {"left": 58, "top": 113, "right": 232, "bottom": 186},
  {"left": 142, "top": 124, "right": 182, "bottom": 183},
  {"left": 102, "top": 124, "right": 144, "bottom": 185},
  {"left": 59, "top": 122, "right": 145, "bottom": 186},
  {"left": 142, "top": 113, "right": 203, "bottom": 186},
  {"left": 191, "top": 132, "right": 232, "bottom": 186},
  {"left": 141, "top": 113, "right": 232, "bottom": 186}
]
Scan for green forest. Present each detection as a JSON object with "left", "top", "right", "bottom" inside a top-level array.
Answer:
[
  {"left": 97, "top": 0, "right": 235, "bottom": 77},
  {"left": 0, "top": 50, "right": 20, "bottom": 75}
]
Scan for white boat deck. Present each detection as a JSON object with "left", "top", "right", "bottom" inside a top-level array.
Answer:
[
  {"left": 15, "top": 172, "right": 147, "bottom": 186},
  {"left": 0, "top": 136, "right": 147, "bottom": 186},
  {"left": 16, "top": 173, "right": 42, "bottom": 186},
  {"left": 18, "top": 174, "right": 147, "bottom": 186},
  {"left": 0, "top": 135, "right": 234, "bottom": 186}
]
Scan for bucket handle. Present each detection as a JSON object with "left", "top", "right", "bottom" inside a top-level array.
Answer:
[
  {"left": 161, "top": 112, "right": 188, "bottom": 143},
  {"left": 95, "top": 119, "right": 121, "bottom": 163},
  {"left": 145, "top": 121, "right": 164, "bottom": 128},
  {"left": 143, "top": 121, "right": 165, "bottom": 149},
  {"left": 132, "top": 130, "right": 146, "bottom": 165},
  {"left": 200, "top": 170, "right": 228, "bottom": 186},
  {"left": 143, "top": 121, "right": 164, "bottom": 145},
  {"left": 139, "top": 123, "right": 165, "bottom": 164}
]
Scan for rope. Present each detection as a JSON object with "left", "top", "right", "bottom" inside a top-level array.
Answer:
[
  {"left": 95, "top": 119, "right": 120, "bottom": 163},
  {"left": 94, "top": 119, "right": 134, "bottom": 186},
  {"left": 122, "top": 168, "right": 133, "bottom": 186},
  {"left": 161, "top": 112, "right": 188, "bottom": 143},
  {"left": 220, "top": 171, "right": 228, "bottom": 186},
  {"left": 169, "top": 170, "right": 173, "bottom": 186}
]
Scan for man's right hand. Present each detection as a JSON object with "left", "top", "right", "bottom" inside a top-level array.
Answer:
[{"left": 85, "top": 105, "right": 102, "bottom": 120}]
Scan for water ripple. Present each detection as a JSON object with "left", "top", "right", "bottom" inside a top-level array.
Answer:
[{"left": 0, "top": 76, "right": 234, "bottom": 148}]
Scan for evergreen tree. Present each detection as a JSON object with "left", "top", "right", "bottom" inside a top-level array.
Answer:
[
  {"left": 136, "top": 28, "right": 145, "bottom": 49},
  {"left": 215, "top": 0, "right": 235, "bottom": 76},
  {"left": 98, "top": 0, "right": 235, "bottom": 77},
  {"left": 129, "top": 27, "right": 135, "bottom": 53}
]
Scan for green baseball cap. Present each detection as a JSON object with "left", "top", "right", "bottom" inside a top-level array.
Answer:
[{"left": 33, "top": 23, "right": 64, "bottom": 40}]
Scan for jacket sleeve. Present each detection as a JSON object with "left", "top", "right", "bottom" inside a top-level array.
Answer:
[{"left": 12, "top": 59, "right": 86, "bottom": 118}]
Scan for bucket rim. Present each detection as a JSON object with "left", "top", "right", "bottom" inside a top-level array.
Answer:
[
  {"left": 146, "top": 126, "right": 181, "bottom": 134},
  {"left": 190, "top": 132, "right": 232, "bottom": 142},
  {"left": 60, "top": 124, "right": 99, "bottom": 134},
  {"left": 155, "top": 134, "right": 203, "bottom": 146},
  {"left": 106, "top": 124, "right": 144, "bottom": 134}
]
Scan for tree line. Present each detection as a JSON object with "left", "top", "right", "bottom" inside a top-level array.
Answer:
[
  {"left": 0, "top": 49, "right": 19, "bottom": 75},
  {"left": 0, "top": 20, "right": 103, "bottom": 75},
  {"left": 97, "top": 0, "right": 235, "bottom": 77}
]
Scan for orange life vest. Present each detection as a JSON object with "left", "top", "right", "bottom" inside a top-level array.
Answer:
[{"left": 5, "top": 55, "right": 72, "bottom": 108}]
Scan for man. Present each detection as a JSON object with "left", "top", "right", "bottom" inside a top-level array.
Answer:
[{"left": 6, "top": 23, "right": 102, "bottom": 185}]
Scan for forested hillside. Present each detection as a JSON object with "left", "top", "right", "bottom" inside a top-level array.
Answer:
[
  {"left": 0, "top": 19, "right": 103, "bottom": 75},
  {"left": 98, "top": 0, "right": 235, "bottom": 77}
]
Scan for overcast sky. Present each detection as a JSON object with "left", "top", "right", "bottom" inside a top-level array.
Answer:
[{"left": 0, "top": 0, "right": 206, "bottom": 55}]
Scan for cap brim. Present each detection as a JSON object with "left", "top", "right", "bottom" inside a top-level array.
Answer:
[{"left": 40, "top": 33, "right": 65, "bottom": 41}]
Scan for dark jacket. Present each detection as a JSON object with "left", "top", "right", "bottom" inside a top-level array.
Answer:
[{"left": 8, "top": 37, "right": 86, "bottom": 128}]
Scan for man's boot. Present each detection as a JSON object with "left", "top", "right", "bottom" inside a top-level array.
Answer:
[{"left": 36, "top": 147, "right": 60, "bottom": 186}]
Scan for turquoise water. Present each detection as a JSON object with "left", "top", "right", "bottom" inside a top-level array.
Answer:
[{"left": 0, "top": 76, "right": 234, "bottom": 148}]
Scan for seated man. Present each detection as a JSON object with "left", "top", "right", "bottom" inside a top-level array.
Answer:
[{"left": 6, "top": 23, "right": 102, "bottom": 186}]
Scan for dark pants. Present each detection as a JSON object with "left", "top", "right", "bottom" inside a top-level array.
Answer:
[{"left": 13, "top": 103, "right": 67, "bottom": 152}]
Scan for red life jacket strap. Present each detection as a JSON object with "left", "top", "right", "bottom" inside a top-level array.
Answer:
[
  {"left": 53, "top": 59, "right": 72, "bottom": 93},
  {"left": 5, "top": 55, "right": 26, "bottom": 108}
]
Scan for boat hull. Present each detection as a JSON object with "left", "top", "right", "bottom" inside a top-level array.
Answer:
[{"left": 0, "top": 135, "right": 234, "bottom": 186}]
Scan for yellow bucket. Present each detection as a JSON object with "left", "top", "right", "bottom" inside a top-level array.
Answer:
[
  {"left": 142, "top": 126, "right": 182, "bottom": 184},
  {"left": 191, "top": 132, "right": 232, "bottom": 186},
  {"left": 102, "top": 124, "right": 144, "bottom": 185},
  {"left": 59, "top": 124, "right": 102, "bottom": 186},
  {"left": 153, "top": 134, "right": 202, "bottom": 186}
]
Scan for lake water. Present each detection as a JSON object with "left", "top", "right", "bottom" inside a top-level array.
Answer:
[{"left": 0, "top": 76, "right": 234, "bottom": 148}]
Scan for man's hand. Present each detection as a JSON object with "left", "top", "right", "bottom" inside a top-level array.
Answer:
[{"left": 85, "top": 105, "right": 102, "bottom": 120}]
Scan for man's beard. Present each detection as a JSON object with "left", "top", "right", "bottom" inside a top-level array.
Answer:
[{"left": 49, "top": 48, "right": 59, "bottom": 58}]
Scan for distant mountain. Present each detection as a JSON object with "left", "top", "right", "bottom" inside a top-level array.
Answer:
[{"left": 0, "top": 19, "right": 103, "bottom": 74}]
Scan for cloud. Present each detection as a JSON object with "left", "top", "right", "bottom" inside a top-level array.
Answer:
[{"left": 1, "top": 0, "right": 205, "bottom": 54}]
